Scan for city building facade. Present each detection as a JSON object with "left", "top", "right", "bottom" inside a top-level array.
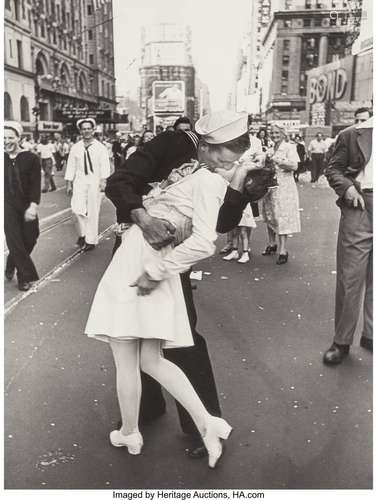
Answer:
[
  {"left": 139, "top": 23, "right": 197, "bottom": 131},
  {"left": 4, "top": 0, "right": 117, "bottom": 137},
  {"left": 306, "top": 0, "right": 372, "bottom": 136},
  {"left": 259, "top": 0, "right": 358, "bottom": 125}
]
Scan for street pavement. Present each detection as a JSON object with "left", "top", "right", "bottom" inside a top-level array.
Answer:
[{"left": 4, "top": 176, "right": 373, "bottom": 491}]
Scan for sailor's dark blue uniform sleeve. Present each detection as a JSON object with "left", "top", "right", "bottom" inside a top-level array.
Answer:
[{"left": 216, "top": 187, "right": 249, "bottom": 233}]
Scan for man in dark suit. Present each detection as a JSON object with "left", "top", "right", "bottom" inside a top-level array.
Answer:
[
  {"left": 4, "top": 121, "right": 41, "bottom": 291},
  {"left": 106, "top": 111, "right": 251, "bottom": 457},
  {"left": 323, "top": 113, "right": 373, "bottom": 364}
]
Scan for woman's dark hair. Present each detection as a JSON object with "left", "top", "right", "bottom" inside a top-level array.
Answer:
[{"left": 207, "top": 132, "right": 250, "bottom": 154}]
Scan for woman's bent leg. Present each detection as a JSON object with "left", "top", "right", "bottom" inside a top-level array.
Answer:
[
  {"left": 140, "top": 339, "right": 209, "bottom": 434},
  {"left": 109, "top": 339, "right": 141, "bottom": 435}
]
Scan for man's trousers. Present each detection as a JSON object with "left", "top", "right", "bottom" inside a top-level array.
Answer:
[
  {"left": 310, "top": 153, "right": 325, "bottom": 182},
  {"left": 4, "top": 204, "right": 39, "bottom": 283},
  {"left": 334, "top": 191, "right": 373, "bottom": 345}
]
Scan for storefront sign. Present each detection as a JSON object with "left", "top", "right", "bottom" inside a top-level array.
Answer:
[
  {"left": 55, "top": 108, "right": 112, "bottom": 123},
  {"left": 307, "top": 56, "right": 354, "bottom": 105},
  {"left": 310, "top": 103, "right": 326, "bottom": 127},
  {"left": 153, "top": 81, "right": 185, "bottom": 113},
  {"left": 272, "top": 119, "right": 301, "bottom": 129},
  {"left": 38, "top": 121, "right": 63, "bottom": 132}
]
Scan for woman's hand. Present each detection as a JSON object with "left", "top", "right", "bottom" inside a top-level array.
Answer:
[
  {"left": 66, "top": 181, "right": 73, "bottom": 196},
  {"left": 130, "top": 272, "right": 160, "bottom": 296}
]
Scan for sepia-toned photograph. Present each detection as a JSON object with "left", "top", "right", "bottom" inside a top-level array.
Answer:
[{"left": 3, "top": 0, "right": 373, "bottom": 495}]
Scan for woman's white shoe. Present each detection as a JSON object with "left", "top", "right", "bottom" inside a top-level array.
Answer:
[
  {"left": 109, "top": 430, "right": 143, "bottom": 455},
  {"left": 202, "top": 417, "right": 232, "bottom": 468},
  {"left": 238, "top": 252, "right": 250, "bottom": 264},
  {"left": 223, "top": 250, "right": 239, "bottom": 261}
]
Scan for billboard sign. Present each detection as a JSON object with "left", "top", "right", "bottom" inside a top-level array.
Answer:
[{"left": 153, "top": 81, "right": 185, "bottom": 113}]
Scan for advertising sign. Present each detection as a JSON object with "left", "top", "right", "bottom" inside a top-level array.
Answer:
[
  {"left": 307, "top": 56, "right": 355, "bottom": 105},
  {"left": 38, "top": 121, "right": 63, "bottom": 132},
  {"left": 153, "top": 81, "right": 185, "bottom": 113},
  {"left": 55, "top": 108, "right": 112, "bottom": 123}
]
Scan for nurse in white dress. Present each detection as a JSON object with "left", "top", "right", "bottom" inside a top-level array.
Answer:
[
  {"left": 65, "top": 119, "right": 110, "bottom": 249},
  {"left": 85, "top": 111, "right": 255, "bottom": 468}
]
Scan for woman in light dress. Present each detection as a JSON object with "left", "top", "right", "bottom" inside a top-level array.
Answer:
[
  {"left": 85, "top": 156, "right": 255, "bottom": 467},
  {"left": 261, "top": 124, "right": 301, "bottom": 264}
]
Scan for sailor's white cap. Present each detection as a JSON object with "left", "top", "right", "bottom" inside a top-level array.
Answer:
[
  {"left": 76, "top": 118, "right": 97, "bottom": 130},
  {"left": 195, "top": 110, "right": 248, "bottom": 144},
  {"left": 4, "top": 120, "right": 23, "bottom": 137}
]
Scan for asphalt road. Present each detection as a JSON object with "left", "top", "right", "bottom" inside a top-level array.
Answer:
[{"left": 4, "top": 177, "right": 373, "bottom": 491}]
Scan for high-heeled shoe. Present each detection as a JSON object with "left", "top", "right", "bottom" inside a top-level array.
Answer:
[
  {"left": 109, "top": 430, "right": 143, "bottom": 455},
  {"left": 262, "top": 244, "right": 277, "bottom": 255},
  {"left": 276, "top": 252, "right": 288, "bottom": 265},
  {"left": 202, "top": 416, "right": 232, "bottom": 468}
]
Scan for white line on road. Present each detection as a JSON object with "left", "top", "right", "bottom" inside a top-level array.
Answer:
[{"left": 4, "top": 223, "right": 115, "bottom": 316}]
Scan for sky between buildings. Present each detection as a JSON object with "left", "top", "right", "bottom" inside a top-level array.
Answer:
[{"left": 113, "top": 0, "right": 251, "bottom": 109}]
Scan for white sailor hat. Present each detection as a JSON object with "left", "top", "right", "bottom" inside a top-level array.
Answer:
[
  {"left": 195, "top": 110, "right": 248, "bottom": 144},
  {"left": 4, "top": 120, "right": 23, "bottom": 137},
  {"left": 76, "top": 118, "right": 97, "bottom": 130}
]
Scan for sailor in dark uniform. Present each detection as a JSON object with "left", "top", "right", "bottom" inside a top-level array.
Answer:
[{"left": 4, "top": 121, "right": 41, "bottom": 291}]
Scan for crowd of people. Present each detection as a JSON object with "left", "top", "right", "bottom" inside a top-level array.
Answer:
[{"left": 4, "top": 105, "right": 372, "bottom": 470}]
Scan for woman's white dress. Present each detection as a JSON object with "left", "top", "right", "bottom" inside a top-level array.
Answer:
[
  {"left": 262, "top": 141, "right": 301, "bottom": 235},
  {"left": 85, "top": 168, "right": 228, "bottom": 348}
]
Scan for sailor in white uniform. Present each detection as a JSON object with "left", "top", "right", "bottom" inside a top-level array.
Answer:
[{"left": 65, "top": 118, "right": 111, "bottom": 251}]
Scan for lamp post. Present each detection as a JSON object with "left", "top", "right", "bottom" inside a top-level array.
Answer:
[{"left": 32, "top": 74, "right": 42, "bottom": 141}]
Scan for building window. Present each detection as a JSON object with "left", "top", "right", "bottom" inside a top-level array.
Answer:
[
  {"left": 4, "top": 92, "right": 13, "bottom": 120},
  {"left": 88, "top": 29, "right": 93, "bottom": 40},
  {"left": 5, "top": 0, "right": 11, "bottom": 11},
  {"left": 89, "top": 54, "right": 94, "bottom": 64},
  {"left": 14, "top": 0, "right": 20, "bottom": 20},
  {"left": 21, "top": 0, "right": 26, "bottom": 18},
  {"left": 16, "top": 40, "right": 23, "bottom": 69},
  {"left": 107, "top": 82, "right": 110, "bottom": 98},
  {"left": 304, "top": 18, "right": 311, "bottom": 27},
  {"left": 305, "top": 0, "right": 313, "bottom": 7},
  {"left": 283, "top": 39, "right": 290, "bottom": 51},
  {"left": 330, "top": 17, "right": 337, "bottom": 26},
  {"left": 283, "top": 20, "right": 292, "bottom": 28},
  {"left": 9, "top": 39, "right": 13, "bottom": 58},
  {"left": 53, "top": 29, "right": 56, "bottom": 44},
  {"left": 281, "top": 84, "right": 288, "bottom": 94},
  {"left": 282, "top": 70, "right": 289, "bottom": 79},
  {"left": 341, "top": 14, "right": 348, "bottom": 25},
  {"left": 282, "top": 54, "right": 290, "bottom": 65},
  {"left": 39, "top": 102, "right": 48, "bottom": 121},
  {"left": 102, "top": 80, "right": 105, "bottom": 96},
  {"left": 87, "top": 3, "right": 92, "bottom": 15},
  {"left": 40, "top": 21, "right": 45, "bottom": 38},
  {"left": 314, "top": 17, "right": 322, "bottom": 26},
  {"left": 20, "top": 95, "right": 30, "bottom": 121}
]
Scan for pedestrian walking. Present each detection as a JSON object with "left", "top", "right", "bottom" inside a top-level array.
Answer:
[
  {"left": 293, "top": 135, "right": 307, "bottom": 182},
  {"left": 308, "top": 132, "right": 327, "bottom": 183},
  {"left": 37, "top": 136, "right": 56, "bottom": 192},
  {"left": 4, "top": 121, "right": 41, "bottom": 291},
  {"left": 112, "top": 133, "right": 123, "bottom": 171},
  {"left": 323, "top": 114, "right": 373, "bottom": 364},
  {"left": 64, "top": 118, "right": 111, "bottom": 251},
  {"left": 261, "top": 123, "right": 301, "bottom": 264},
  {"left": 105, "top": 110, "right": 252, "bottom": 458}
]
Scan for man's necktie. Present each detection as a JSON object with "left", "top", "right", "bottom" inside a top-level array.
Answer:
[{"left": 84, "top": 145, "right": 94, "bottom": 175}]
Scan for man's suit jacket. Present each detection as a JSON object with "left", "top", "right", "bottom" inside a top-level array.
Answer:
[{"left": 325, "top": 125, "right": 372, "bottom": 205}]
